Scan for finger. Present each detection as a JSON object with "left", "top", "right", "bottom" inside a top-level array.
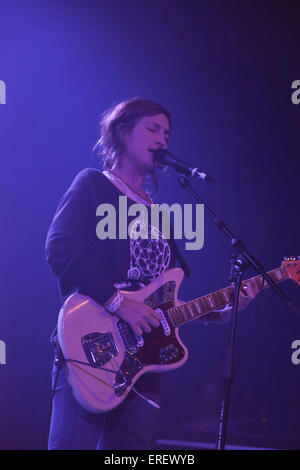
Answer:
[
  {"left": 149, "top": 317, "right": 160, "bottom": 328},
  {"left": 247, "top": 280, "right": 257, "bottom": 298},
  {"left": 140, "top": 319, "right": 152, "bottom": 333},
  {"left": 132, "top": 324, "right": 143, "bottom": 336},
  {"left": 241, "top": 287, "right": 248, "bottom": 297},
  {"left": 146, "top": 308, "right": 161, "bottom": 322},
  {"left": 153, "top": 310, "right": 162, "bottom": 321},
  {"left": 247, "top": 281, "right": 261, "bottom": 300},
  {"left": 256, "top": 277, "right": 264, "bottom": 290}
]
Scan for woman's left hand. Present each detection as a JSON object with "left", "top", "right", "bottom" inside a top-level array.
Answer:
[
  {"left": 237, "top": 278, "right": 262, "bottom": 312},
  {"left": 204, "top": 278, "right": 262, "bottom": 325}
]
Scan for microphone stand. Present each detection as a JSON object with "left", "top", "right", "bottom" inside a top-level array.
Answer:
[{"left": 177, "top": 175, "right": 299, "bottom": 451}]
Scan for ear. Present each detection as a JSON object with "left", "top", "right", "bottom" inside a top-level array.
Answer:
[
  {"left": 116, "top": 122, "right": 127, "bottom": 144},
  {"left": 113, "top": 122, "right": 128, "bottom": 160}
]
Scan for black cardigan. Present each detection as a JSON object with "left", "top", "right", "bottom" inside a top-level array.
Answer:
[{"left": 45, "top": 168, "right": 189, "bottom": 307}]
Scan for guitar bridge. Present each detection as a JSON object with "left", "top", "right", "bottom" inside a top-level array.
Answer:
[{"left": 81, "top": 332, "right": 118, "bottom": 368}]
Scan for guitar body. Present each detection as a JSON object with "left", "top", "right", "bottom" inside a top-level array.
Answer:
[
  {"left": 57, "top": 256, "right": 300, "bottom": 414},
  {"left": 57, "top": 268, "right": 188, "bottom": 413}
]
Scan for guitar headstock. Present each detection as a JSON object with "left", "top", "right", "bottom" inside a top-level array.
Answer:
[{"left": 281, "top": 256, "right": 300, "bottom": 286}]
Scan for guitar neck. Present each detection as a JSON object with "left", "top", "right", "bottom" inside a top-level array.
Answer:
[{"left": 167, "top": 265, "right": 288, "bottom": 327}]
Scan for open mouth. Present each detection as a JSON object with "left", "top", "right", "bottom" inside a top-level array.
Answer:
[
  {"left": 148, "top": 149, "right": 164, "bottom": 168},
  {"left": 148, "top": 149, "right": 158, "bottom": 166}
]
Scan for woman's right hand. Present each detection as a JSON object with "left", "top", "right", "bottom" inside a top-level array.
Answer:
[{"left": 116, "top": 296, "right": 161, "bottom": 337}]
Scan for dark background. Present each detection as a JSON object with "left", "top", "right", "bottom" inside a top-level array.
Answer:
[{"left": 0, "top": 0, "right": 299, "bottom": 449}]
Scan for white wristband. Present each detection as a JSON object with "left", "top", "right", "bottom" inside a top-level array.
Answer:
[{"left": 105, "top": 290, "right": 124, "bottom": 314}]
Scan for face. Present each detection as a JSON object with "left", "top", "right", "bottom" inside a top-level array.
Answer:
[{"left": 122, "top": 113, "right": 170, "bottom": 174}]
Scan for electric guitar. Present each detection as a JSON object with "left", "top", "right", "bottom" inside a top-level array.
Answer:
[{"left": 57, "top": 257, "right": 300, "bottom": 413}]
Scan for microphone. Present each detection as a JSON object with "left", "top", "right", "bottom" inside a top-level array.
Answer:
[{"left": 151, "top": 148, "right": 214, "bottom": 182}]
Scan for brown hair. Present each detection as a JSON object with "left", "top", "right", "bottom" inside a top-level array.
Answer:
[{"left": 93, "top": 97, "right": 171, "bottom": 171}]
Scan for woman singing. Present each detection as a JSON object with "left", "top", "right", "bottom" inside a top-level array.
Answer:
[{"left": 45, "top": 97, "right": 257, "bottom": 450}]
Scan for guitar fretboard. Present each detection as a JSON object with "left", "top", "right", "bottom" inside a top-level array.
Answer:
[{"left": 167, "top": 267, "right": 287, "bottom": 327}]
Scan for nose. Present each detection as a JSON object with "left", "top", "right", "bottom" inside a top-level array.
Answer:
[{"left": 156, "top": 134, "right": 167, "bottom": 150}]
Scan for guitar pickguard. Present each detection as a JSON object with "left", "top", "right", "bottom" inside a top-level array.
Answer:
[
  {"left": 144, "top": 280, "right": 176, "bottom": 309},
  {"left": 113, "top": 280, "right": 181, "bottom": 396}
]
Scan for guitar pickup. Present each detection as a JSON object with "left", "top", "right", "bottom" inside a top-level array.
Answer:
[
  {"left": 117, "top": 320, "right": 140, "bottom": 354},
  {"left": 81, "top": 332, "right": 118, "bottom": 368}
]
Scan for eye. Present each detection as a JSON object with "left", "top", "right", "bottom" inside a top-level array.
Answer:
[{"left": 147, "top": 127, "right": 169, "bottom": 144}]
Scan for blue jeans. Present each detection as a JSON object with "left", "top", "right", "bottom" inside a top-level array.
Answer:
[{"left": 48, "top": 359, "right": 162, "bottom": 450}]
